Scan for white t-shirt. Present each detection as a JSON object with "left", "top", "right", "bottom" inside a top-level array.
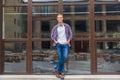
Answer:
[{"left": 57, "top": 24, "right": 67, "bottom": 44}]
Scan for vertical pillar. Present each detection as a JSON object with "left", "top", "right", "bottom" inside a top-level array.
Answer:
[
  {"left": 26, "top": 0, "right": 32, "bottom": 74},
  {"left": 71, "top": 5, "right": 75, "bottom": 52},
  {"left": 89, "top": 0, "right": 97, "bottom": 74},
  {"left": 0, "top": 0, "right": 4, "bottom": 74}
]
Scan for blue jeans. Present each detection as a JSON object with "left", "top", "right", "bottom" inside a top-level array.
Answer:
[{"left": 55, "top": 43, "right": 69, "bottom": 74}]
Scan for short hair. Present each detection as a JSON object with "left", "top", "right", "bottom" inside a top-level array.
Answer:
[{"left": 57, "top": 13, "right": 63, "bottom": 17}]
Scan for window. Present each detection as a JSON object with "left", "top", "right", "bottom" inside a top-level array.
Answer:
[
  {"left": 75, "top": 20, "right": 87, "bottom": 32},
  {"left": 106, "top": 4, "right": 120, "bottom": 15},
  {"left": 41, "top": 21, "right": 50, "bottom": 32},
  {"left": 64, "top": 20, "right": 71, "bottom": 26},
  {"left": 95, "top": 20, "right": 102, "bottom": 32},
  {"left": 97, "top": 42, "right": 104, "bottom": 49},
  {"left": 14, "top": 18, "right": 16, "bottom": 24},
  {"left": 94, "top": 5, "right": 102, "bottom": 15},
  {"left": 63, "top": 0, "right": 89, "bottom": 2},
  {"left": 63, "top": 5, "right": 71, "bottom": 13},
  {"left": 41, "top": 41, "right": 50, "bottom": 49},
  {"left": 95, "top": 0, "right": 118, "bottom": 2},
  {"left": 97, "top": 41, "right": 120, "bottom": 73},
  {"left": 75, "top": 5, "right": 88, "bottom": 15},
  {"left": 107, "top": 20, "right": 120, "bottom": 32},
  {"left": 41, "top": 6, "right": 51, "bottom": 16}
]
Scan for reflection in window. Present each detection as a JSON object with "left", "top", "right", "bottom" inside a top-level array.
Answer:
[
  {"left": 42, "top": 41, "right": 50, "bottom": 49},
  {"left": 106, "top": 4, "right": 120, "bottom": 15},
  {"left": 97, "top": 42, "right": 104, "bottom": 49},
  {"left": 95, "top": 0, "right": 118, "bottom": 2},
  {"left": 41, "top": 6, "right": 51, "bottom": 16},
  {"left": 97, "top": 41, "right": 120, "bottom": 73},
  {"left": 94, "top": 5, "right": 102, "bottom": 15},
  {"left": 32, "top": 6, "right": 57, "bottom": 17},
  {"left": 107, "top": 20, "right": 120, "bottom": 32},
  {"left": 41, "top": 21, "right": 50, "bottom": 32},
  {"left": 75, "top": 20, "right": 87, "bottom": 32},
  {"left": 74, "top": 41, "right": 89, "bottom": 52},
  {"left": 63, "top": 5, "right": 71, "bottom": 15},
  {"left": 95, "top": 20, "right": 102, "bottom": 32},
  {"left": 75, "top": 5, "right": 88, "bottom": 15},
  {"left": 64, "top": 20, "right": 71, "bottom": 26},
  {"left": 3, "top": 0, "right": 25, "bottom": 4},
  {"left": 23, "top": 0, "right": 58, "bottom": 2},
  {"left": 4, "top": 42, "right": 26, "bottom": 73},
  {"left": 63, "top": 0, "right": 89, "bottom": 2},
  {"left": 64, "top": 5, "right": 71, "bottom": 12},
  {"left": 3, "top": 7, "right": 27, "bottom": 39},
  {"left": 107, "top": 42, "right": 114, "bottom": 49}
]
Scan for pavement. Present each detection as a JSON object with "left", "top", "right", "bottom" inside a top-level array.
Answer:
[{"left": 0, "top": 75, "right": 120, "bottom": 80}]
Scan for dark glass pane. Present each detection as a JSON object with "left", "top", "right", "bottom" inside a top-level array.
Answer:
[
  {"left": 41, "top": 41, "right": 50, "bottom": 49},
  {"left": 64, "top": 20, "right": 71, "bottom": 26},
  {"left": 94, "top": 5, "right": 102, "bottom": 15},
  {"left": 41, "top": 21, "right": 50, "bottom": 32},
  {"left": 95, "top": 20, "right": 102, "bottom": 32},
  {"left": 75, "top": 20, "right": 87, "bottom": 32},
  {"left": 106, "top": 4, "right": 120, "bottom": 15},
  {"left": 107, "top": 20, "right": 120, "bottom": 32},
  {"left": 75, "top": 5, "right": 88, "bottom": 15}
]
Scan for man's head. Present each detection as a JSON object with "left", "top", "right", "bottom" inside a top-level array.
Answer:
[{"left": 57, "top": 13, "right": 63, "bottom": 24}]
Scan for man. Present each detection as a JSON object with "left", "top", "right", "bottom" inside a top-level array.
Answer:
[{"left": 51, "top": 13, "right": 72, "bottom": 79}]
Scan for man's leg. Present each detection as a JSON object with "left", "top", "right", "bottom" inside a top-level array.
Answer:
[
  {"left": 55, "top": 43, "right": 62, "bottom": 72},
  {"left": 61, "top": 44, "right": 69, "bottom": 74}
]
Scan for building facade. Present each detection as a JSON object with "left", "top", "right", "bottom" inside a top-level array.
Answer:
[{"left": 0, "top": 0, "right": 120, "bottom": 74}]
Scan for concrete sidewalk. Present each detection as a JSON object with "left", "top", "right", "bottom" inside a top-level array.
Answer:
[{"left": 0, "top": 75, "right": 120, "bottom": 80}]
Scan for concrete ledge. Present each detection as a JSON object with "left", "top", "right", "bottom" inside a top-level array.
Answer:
[{"left": 0, "top": 75, "right": 120, "bottom": 80}]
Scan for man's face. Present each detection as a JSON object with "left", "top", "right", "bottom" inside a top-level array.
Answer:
[{"left": 57, "top": 14, "right": 63, "bottom": 23}]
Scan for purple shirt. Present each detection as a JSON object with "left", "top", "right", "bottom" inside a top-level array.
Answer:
[{"left": 51, "top": 23, "right": 72, "bottom": 46}]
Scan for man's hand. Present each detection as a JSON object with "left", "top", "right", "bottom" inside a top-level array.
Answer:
[
  {"left": 65, "top": 39, "right": 70, "bottom": 44},
  {"left": 54, "top": 40, "right": 58, "bottom": 44}
]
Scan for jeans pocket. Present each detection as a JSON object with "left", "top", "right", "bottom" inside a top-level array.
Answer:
[{"left": 56, "top": 43, "right": 59, "bottom": 46}]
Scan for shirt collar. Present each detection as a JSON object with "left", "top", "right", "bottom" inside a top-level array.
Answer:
[{"left": 58, "top": 23, "right": 64, "bottom": 27}]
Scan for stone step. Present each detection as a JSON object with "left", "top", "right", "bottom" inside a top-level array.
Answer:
[{"left": 0, "top": 75, "right": 120, "bottom": 80}]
